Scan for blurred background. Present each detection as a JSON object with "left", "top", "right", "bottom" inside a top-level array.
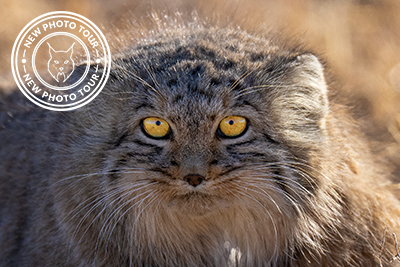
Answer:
[{"left": 1, "top": 0, "right": 400, "bottom": 165}]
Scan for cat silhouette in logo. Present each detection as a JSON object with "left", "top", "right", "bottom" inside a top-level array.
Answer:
[{"left": 47, "top": 42, "right": 75, "bottom": 83}]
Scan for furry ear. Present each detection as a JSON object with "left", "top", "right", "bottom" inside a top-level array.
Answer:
[{"left": 269, "top": 54, "right": 329, "bottom": 145}]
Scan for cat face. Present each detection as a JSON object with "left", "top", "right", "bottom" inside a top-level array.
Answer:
[
  {"left": 53, "top": 30, "right": 331, "bottom": 265},
  {"left": 47, "top": 42, "right": 75, "bottom": 83}
]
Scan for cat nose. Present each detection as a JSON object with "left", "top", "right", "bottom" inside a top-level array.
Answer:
[
  {"left": 184, "top": 174, "right": 205, "bottom": 187},
  {"left": 59, "top": 67, "right": 64, "bottom": 71}
]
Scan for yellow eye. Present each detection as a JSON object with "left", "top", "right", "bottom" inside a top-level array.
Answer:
[
  {"left": 219, "top": 116, "right": 247, "bottom": 138},
  {"left": 142, "top": 117, "right": 170, "bottom": 138}
]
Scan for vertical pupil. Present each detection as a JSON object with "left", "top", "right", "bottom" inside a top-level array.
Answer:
[
  {"left": 229, "top": 120, "right": 234, "bottom": 125},
  {"left": 156, "top": 120, "right": 161, "bottom": 126}
]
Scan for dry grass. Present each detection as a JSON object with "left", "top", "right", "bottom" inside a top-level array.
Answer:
[{"left": 1, "top": 0, "right": 399, "bottom": 151}]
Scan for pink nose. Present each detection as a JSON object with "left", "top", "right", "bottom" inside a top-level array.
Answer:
[{"left": 184, "top": 174, "right": 205, "bottom": 187}]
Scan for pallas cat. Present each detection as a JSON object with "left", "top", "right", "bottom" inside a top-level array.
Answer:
[{"left": 1, "top": 22, "right": 400, "bottom": 267}]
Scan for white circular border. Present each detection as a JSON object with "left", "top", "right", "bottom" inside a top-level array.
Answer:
[
  {"left": 11, "top": 11, "right": 111, "bottom": 111},
  {"left": 14, "top": 14, "right": 108, "bottom": 109}
]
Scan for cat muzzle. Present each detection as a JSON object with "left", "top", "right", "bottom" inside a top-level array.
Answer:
[{"left": 184, "top": 174, "right": 205, "bottom": 187}]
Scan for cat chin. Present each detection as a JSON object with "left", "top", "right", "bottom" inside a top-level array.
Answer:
[
  {"left": 131, "top": 200, "right": 290, "bottom": 264},
  {"left": 167, "top": 192, "right": 232, "bottom": 216}
]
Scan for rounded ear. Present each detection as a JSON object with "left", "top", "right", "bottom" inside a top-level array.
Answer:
[
  {"left": 290, "top": 54, "right": 329, "bottom": 110},
  {"left": 269, "top": 53, "right": 329, "bottom": 145}
]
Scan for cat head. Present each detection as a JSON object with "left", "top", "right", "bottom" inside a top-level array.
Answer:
[
  {"left": 47, "top": 42, "right": 75, "bottom": 83},
  {"left": 53, "top": 28, "right": 339, "bottom": 264}
]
